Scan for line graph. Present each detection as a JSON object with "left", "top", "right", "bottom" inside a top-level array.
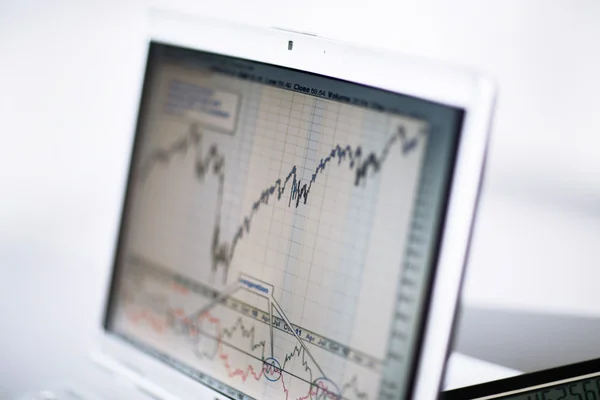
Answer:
[
  {"left": 171, "top": 310, "right": 319, "bottom": 388},
  {"left": 123, "top": 286, "right": 367, "bottom": 400},
  {"left": 127, "top": 253, "right": 383, "bottom": 370},
  {"left": 112, "top": 64, "right": 433, "bottom": 400},
  {"left": 128, "top": 308, "right": 331, "bottom": 400},
  {"left": 191, "top": 273, "right": 329, "bottom": 380},
  {"left": 139, "top": 122, "right": 422, "bottom": 284}
]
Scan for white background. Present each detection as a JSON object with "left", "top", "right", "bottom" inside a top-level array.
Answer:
[{"left": 1, "top": 0, "right": 600, "bottom": 398}]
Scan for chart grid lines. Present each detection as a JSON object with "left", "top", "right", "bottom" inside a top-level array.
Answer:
[{"left": 105, "top": 49, "right": 461, "bottom": 400}]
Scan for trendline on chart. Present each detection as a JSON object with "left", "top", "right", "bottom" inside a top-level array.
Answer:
[
  {"left": 125, "top": 274, "right": 371, "bottom": 400},
  {"left": 139, "top": 122, "right": 423, "bottom": 284},
  {"left": 127, "top": 308, "right": 364, "bottom": 400},
  {"left": 127, "top": 253, "right": 384, "bottom": 372}
]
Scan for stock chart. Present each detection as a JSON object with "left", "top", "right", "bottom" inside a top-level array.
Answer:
[{"left": 109, "top": 61, "right": 429, "bottom": 400}]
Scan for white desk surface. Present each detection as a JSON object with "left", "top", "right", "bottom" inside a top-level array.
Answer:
[{"left": 445, "top": 352, "right": 522, "bottom": 391}]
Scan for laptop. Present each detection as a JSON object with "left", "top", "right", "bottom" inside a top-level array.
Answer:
[{"left": 22, "top": 10, "right": 495, "bottom": 400}]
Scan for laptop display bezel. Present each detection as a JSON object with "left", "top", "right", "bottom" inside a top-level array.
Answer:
[{"left": 94, "top": 9, "right": 495, "bottom": 400}]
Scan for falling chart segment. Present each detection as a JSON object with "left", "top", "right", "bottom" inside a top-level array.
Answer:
[{"left": 114, "top": 64, "right": 429, "bottom": 400}]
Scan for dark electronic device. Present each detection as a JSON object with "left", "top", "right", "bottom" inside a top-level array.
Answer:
[{"left": 443, "top": 359, "right": 600, "bottom": 400}]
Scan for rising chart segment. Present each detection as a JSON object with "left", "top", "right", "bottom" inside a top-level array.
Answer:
[{"left": 108, "top": 60, "right": 430, "bottom": 400}]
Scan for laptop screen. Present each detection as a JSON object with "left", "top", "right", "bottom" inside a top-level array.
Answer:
[{"left": 104, "top": 42, "right": 464, "bottom": 400}]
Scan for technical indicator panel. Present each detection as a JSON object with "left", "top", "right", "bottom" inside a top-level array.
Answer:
[{"left": 105, "top": 43, "right": 464, "bottom": 400}]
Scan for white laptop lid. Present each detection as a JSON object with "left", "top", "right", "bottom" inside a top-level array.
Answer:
[{"left": 96, "top": 10, "right": 495, "bottom": 400}]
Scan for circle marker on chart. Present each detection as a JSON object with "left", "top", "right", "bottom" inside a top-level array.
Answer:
[
  {"left": 312, "top": 377, "right": 341, "bottom": 400},
  {"left": 263, "top": 357, "right": 282, "bottom": 382}
]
